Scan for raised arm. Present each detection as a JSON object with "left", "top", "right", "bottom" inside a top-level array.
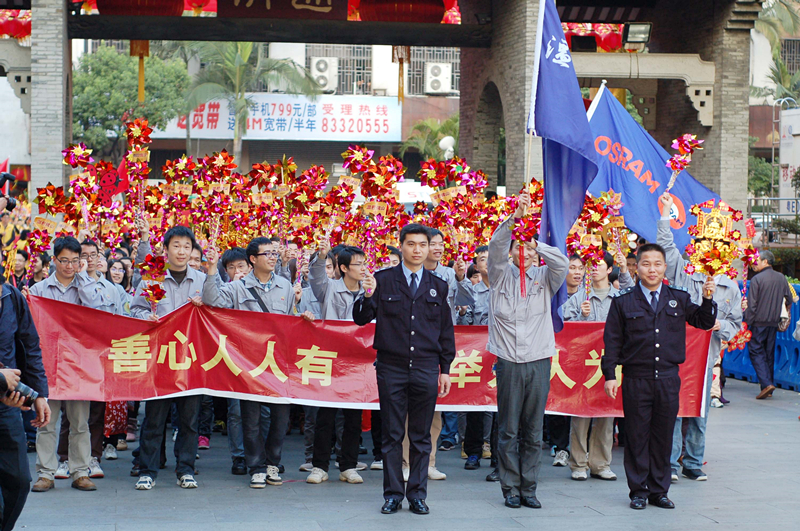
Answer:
[
  {"left": 657, "top": 194, "right": 689, "bottom": 287},
  {"left": 488, "top": 215, "right": 513, "bottom": 287},
  {"left": 201, "top": 247, "right": 236, "bottom": 309}
]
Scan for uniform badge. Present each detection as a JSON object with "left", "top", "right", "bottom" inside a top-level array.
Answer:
[
  {"left": 281, "top": 297, "right": 285, "bottom": 301},
  {"left": 430, "top": 289, "right": 437, "bottom": 297},
  {"left": 669, "top": 300, "right": 677, "bottom": 308}
]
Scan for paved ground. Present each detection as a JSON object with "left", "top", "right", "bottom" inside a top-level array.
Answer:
[{"left": 16, "top": 377, "right": 800, "bottom": 531}]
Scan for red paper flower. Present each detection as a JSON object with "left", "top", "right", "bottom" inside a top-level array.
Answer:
[
  {"left": 126, "top": 119, "right": 153, "bottom": 147},
  {"left": 140, "top": 254, "right": 167, "bottom": 283},
  {"left": 341, "top": 145, "right": 375, "bottom": 174},
  {"left": 62, "top": 143, "right": 94, "bottom": 168}
]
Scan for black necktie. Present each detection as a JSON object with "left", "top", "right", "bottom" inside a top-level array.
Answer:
[
  {"left": 650, "top": 291, "right": 658, "bottom": 312},
  {"left": 410, "top": 272, "right": 418, "bottom": 296}
]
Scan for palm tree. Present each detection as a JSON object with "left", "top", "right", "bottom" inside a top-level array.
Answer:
[
  {"left": 755, "top": 0, "right": 800, "bottom": 56},
  {"left": 751, "top": 55, "right": 800, "bottom": 101},
  {"left": 399, "top": 113, "right": 459, "bottom": 161},
  {"left": 188, "top": 42, "right": 320, "bottom": 163}
]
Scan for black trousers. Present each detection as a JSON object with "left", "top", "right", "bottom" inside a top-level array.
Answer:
[
  {"left": 371, "top": 410, "right": 383, "bottom": 460},
  {"left": 312, "top": 408, "right": 361, "bottom": 472},
  {"left": 621, "top": 375, "right": 680, "bottom": 500},
  {"left": 464, "top": 412, "right": 498, "bottom": 465},
  {"left": 377, "top": 362, "right": 438, "bottom": 502},
  {"left": 0, "top": 407, "right": 30, "bottom": 531},
  {"left": 748, "top": 325, "right": 777, "bottom": 389},
  {"left": 545, "top": 415, "right": 571, "bottom": 453}
]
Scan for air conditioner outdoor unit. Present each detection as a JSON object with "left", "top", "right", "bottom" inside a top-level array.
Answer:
[
  {"left": 424, "top": 62, "right": 452, "bottom": 94},
  {"left": 311, "top": 57, "right": 339, "bottom": 94}
]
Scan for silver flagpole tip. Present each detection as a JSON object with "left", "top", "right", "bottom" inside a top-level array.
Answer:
[{"left": 601, "top": 79, "right": 608, "bottom": 86}]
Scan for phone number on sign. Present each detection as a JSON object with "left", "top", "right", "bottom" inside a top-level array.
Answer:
[{"left": 322, "top": 118, "right": 390, "bottom": 134}]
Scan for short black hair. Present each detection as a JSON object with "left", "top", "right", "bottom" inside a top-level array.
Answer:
[
  {"left": 246, "top": 237, "right": 273, "bottom": 266},
  {"left": 40, "top": 252, "right": 51, "bottom": 265},
  {"left": 337, "top": 246, "right": 366, "bottom": 272},
  {"left": 81, "top": 239, "right": 99, "bottom": 252},
  {"left": 53, "top": 236, "right": 82, "bottom": 257},
  {"left": 222, "top": 247, "right": 248, "bottom": 269},
  {"left": 474, "top": 246, "right": 489, "bottom": 262},
  {"left": 569, "top": 254, "right": 582, "bottom": 263},
  {"left": 399, "top": 223, "right": 431, "bottom": 244},
  {"left": 19, "top": 230, "right": 30, "bottom": 240},
  {"left": 627, "top": 252, "right": 637, "bottom": 260},
  {"left": 601, "top": 251, "right": 614, "bottom": 270},
  {"left": 16, "top": 249, "right": 29, "bottom": 262},
  {"left": 192, "top": 242, "right": 204, "bottom": 256},
  {"left": 467, "top": 264, "right": 479, "bottom": 278},
  {"left": 427, "top": 228, "right": 444, "bottom": 240},
  {"left": 636, "top": 243, "right": 666, "bottom": 262},
  {"left": 115, "top": 246, "right": 130, "bottom": 257},
  {"left": 387, "top": 245, "right": 401, "bottom": 259},
  {"left": 269, "top": 237, "right": 281, "bottom": 244},
  {"left": 163, "top": 226, "right": 197, "bottom": 248},
  {"left": 609, "top": 266, "right": 619, "bottom": 284},
  {"left": 331, "top": 244, "right": 345, "bottom": 258}
]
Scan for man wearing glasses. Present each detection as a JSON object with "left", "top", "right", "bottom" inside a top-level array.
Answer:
[
  {"left": 305, "top": 241, "right": 368, "bottom": 486},
  {"left": 27, "top": 236, "right": 107, "bottom": 493},
  {"left": 203, "top": 237, "right": 315, "bottom": 489}
]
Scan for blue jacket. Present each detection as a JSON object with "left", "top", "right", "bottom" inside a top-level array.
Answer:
[{"left": 0, "top": 282, "right": 48, "bottom": 398}]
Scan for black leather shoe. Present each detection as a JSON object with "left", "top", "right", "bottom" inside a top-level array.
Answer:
[
  {"left": 278, "top": 464, "right": 285, "bottom": 474},
  {"left": 381, "top": 499, "right": 401, "bottom": 514},
  {"left": 231, "top": 457, "right": 246, "bottom": 476},
  {"left": 486, "top": 468, "right": 500, "bottom": 482},
  {"left": 648, "top": 495, "right": 675, "bottom": 509},
  {"left": 409, "top": 499, "right": 430, "bottom": 515},
  {"left": 521, "top": 496, "right": 541, "bottom": 509},
  {"left": 504, "top": 495, "right": 521, "bottom": 508},
  {"left": 630, "top": 497, "right": 647, "bottom": 510}
]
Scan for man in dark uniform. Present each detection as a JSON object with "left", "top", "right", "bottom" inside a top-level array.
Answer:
[
  {"left": 602, "top": 243, "right": 716, "bottom": 510},
  {"left": 353, "top": 224, "right": 456, "bottom": 516}
]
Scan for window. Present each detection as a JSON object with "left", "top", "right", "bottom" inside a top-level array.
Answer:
[
  {"left": 782, "top": 39, "right": 800, "bottom": 75},
  {"left": 305, "top": 44, "right": 372, "bottom": 95},
  {"left": 89, "top": 40, "right": 128, "bottom": 54},
  {"left": 407, "top": 47, "right": 460, "bottom": 95}
]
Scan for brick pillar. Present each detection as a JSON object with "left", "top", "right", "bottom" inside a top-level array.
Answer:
[
  {"left": 460, "top": 0, "right": 539, "bottom": 195},
  {"left": 31, "top": 0, "right": 71, "bottom": 191}
]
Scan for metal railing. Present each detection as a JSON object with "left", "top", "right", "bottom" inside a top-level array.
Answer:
[{"left": 747, "top": 196, "right": 800, "bottom": 246}]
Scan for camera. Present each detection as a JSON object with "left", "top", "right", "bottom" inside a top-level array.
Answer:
[
  {"left": 6, "top": 382, "right": 39, "bottom": 408},
  {"left": 0, "top": 172, "right": 18, "bottom": 211}
]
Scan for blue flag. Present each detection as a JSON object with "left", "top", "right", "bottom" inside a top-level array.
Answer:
[
  {"left": 586, "top": 85, "right": 719, "bottom": 251},
  {"left": 529, "top": 0, "right": 599, "bottom": 332}
]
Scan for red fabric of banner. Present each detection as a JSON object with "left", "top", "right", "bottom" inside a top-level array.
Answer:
[{"left": 29, "top": 296, "right": 711, "bottom": 417}]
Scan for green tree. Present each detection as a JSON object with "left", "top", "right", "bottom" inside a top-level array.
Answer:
[
  {"left": 188, "top": 42, "right": 320, "bottom": 163},
  {"left": 399, "top": 114, "right": 460, "bottom": 161},
  {"left": 72, "top": 45, "right": 190, "bottom": 161},
  {"left": 748, "top": 136, "right": 775, "bottom": 197},
  {"left": 750, "top": 55, "right": 800, "bottom": 101},
  {"left": 754, "top": 0, "right": 800, "bottom": 56}
]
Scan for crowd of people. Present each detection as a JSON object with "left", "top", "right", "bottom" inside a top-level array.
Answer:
[{"left": 0, "top": 190, "right": 796, "bottom": 529}]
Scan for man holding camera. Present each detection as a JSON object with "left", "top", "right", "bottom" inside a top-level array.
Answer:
[{"left": 0, "top": 199, "right": 50, "bottom": 531}]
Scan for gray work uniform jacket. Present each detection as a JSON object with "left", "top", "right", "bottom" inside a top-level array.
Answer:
[
  {"left": 427, "top": 263, "right": 475, "bottom": 324},
  {"left": 29, "top": 271, "right": 107, "bottom": 309},
  {"left": 562, "top": 285, "right": 620, "bottom": 322},
  {"left": 463, "top": 281, "right": 490, "bottom": 326},
  {"left": 296, "top": 286, "right": 323, "bottom": 319},
  {"left": 202, "top": 270, "right": 293, "bottom": 315},
  {"left": 487, "top": 215, "right": 569, "bottom": 363},
  {"left": 96, "top": 276, "right": 124, "bottom": 315},
  {"left": 658, "top": 218, "right": 743, "bottom": 365},
  {"left": 309, "top": 256, "right": 363, "bottom": 321},
  {"left": 130, "top": 266, "right": 206, "bottom": 319}
]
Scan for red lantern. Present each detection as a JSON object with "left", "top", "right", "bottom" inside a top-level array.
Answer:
[
  {"left": 96, "top": 0, "right": 184, "bottom": 16},
  {"left": 184, "top": 0, "right": 214, "bottom": 15},
  {"left": 359, "top": 0, "right": 446, "bottom": 24}
]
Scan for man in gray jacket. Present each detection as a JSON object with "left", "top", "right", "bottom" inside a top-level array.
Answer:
[
  {"left": 203, "top": 236, "right": 315, "bottom": 489},
  {"left": 659, "top": 193, "right": 742, "bottom": 481},
  {"left": 742, "top": 249, "right": 793, "bottom": 399},
  {"left": 131, "top": 226, "right": 206, "bottom": 491},
  {"left": 488, "top": 191, "right": 568, "bottom": 509}
]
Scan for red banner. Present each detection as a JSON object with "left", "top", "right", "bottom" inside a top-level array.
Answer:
[{"left": 29, "top": 296, "right": 711, "bottom": 417}]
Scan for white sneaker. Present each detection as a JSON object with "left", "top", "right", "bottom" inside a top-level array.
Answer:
[
  {"left": 266, "top": 465, "right": 283, "bottom": 486},
  {"left": 177, "top": 474, "right": 198, "bottom": 488},
  {"left": 88, "top": 457, "right": 105, "bottom": 478},
  {"left": 339, "top": 468, "right": 364, "bottom": 484},
  {"left": 553, "top": 450, "right": 569, "bottom": 467},
  {"left": 250, "top": 473, "right": 267, "bottom": 489},
  {"left": 710, "top": 398, "right": 723, "bottom": 408},
  {"left": 135, "top": 476, "right": 155, "bottom": 490},
  {"left": 370, "top": 460, "right": 383, "bottom": 470},
  {"left": 356, "top": 461, "right": 367, "bottom": 471},
  {"left": 591, "top": 469, "right": 617, "bottom": 480},
  {"left": 55, "top": 461, "right": 70, "bottom": 480},
  {"left": 571, "top": 469, "right": 588, "bottom": 481},
  {"left": 402, "top": 466, "right": 409, "bottom": 482},
  {"left": 671, "top": 473, "right": 679, "bottom": 483},
  {"left": 428, "top": 466, "right": 447, "bottom": 480},
  {"left": 307, "top": 467, "right": 329, "bottom": 484},
  {"left": 103, "top": 444, "right": 118, "bottom": 461},
  {"left": 172, "top": 428, "right": 178, "bottom": 442},
  {"left": 299, "top": 461, "right": 313, "bottom": 472},
  {"left": 550, "top": 445, "right": 556, "bottom": 457}
]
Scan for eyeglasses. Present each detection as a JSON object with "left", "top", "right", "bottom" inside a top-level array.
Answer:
[
  {"left": 57, "top": 258, "right": 81, "bottom": 267},
  {"left": 80, "top": 252, "right": 98, "bottom": 260},
  {"left": 256, "top": 251, "right": 280, "bottom": 258}
]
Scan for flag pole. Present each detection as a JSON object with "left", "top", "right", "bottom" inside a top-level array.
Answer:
[{"left": 524, "top": 133, "right": 534, "bottom": 187}]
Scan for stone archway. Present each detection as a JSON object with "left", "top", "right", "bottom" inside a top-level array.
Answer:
[{"left": 472, "top": 81, "right": 504, "bottom": 191}]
